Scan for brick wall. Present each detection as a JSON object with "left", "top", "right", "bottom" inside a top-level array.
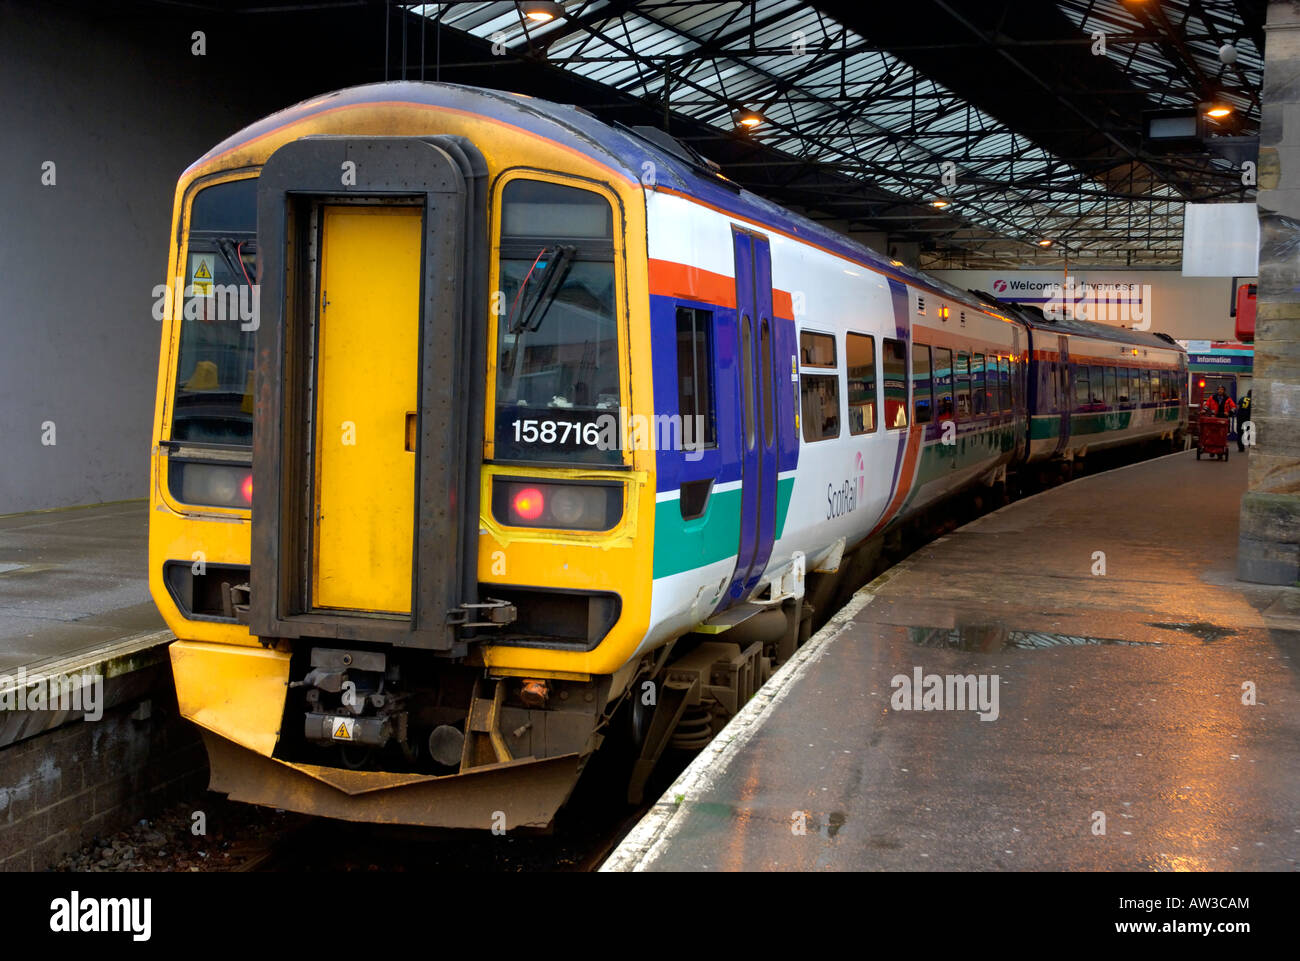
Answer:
[{"left": 0, "top": 673, "right": 207, "bottom": 871}]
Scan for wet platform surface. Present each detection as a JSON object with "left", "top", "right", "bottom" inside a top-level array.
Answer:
[
  {"left": 0, "top": 501, "right": 164, "bottom": 675},
  {"left": 607, "top": 451, "right": 1300, "bottom": 871}
]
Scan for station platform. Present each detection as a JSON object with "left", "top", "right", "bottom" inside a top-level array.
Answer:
[
  {"left": 605, "top": 450, "right": 1300, "bottom": 871},
  {"left": 0, "top": 501, "right": 170, "bottom": 745}
]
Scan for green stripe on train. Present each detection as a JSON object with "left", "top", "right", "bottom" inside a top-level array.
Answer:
[
  {"left": 1029, "top": 407, "right": 1180, "bottom": 440},
  {"left": 652, "top": 476, "right": 796, "bottom": 579}
]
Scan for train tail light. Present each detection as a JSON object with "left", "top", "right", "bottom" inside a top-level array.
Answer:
[
  {"left": 493, "top": 479, "right": 621, "bottom": 531},
  {"left": 512, "top": 487, "right": 545, "bottom": 521}
]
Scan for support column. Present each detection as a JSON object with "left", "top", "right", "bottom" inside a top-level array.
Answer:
[{"left": 1240, "top": 1, "right": 1300, "bottom": 585}]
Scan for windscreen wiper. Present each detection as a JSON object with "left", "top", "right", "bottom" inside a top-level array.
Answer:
[{"left": 507, "top": 244, "right": 576, "bottom": 334}]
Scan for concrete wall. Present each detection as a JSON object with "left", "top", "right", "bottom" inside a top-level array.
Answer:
[
  {"left": 0, "top": 655, "right": 207, "bottom": 871},
  {"left": 929, "top": 268, "right": 1255, "bottom": 342},
  {"left": 0, "top": 0, "right": 401, "bottom": 514},
  {"left": 0, "top": 2, "right": 265, "bottom": 512}
]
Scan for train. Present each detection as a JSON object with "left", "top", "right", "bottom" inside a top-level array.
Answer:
[{"left": 149, "top": 82, "right": 1188, "bottom": 829}]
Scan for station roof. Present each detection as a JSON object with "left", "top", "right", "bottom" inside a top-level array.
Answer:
[{"left": 410, "top": 0, "right": 1264, "bottom": 269}]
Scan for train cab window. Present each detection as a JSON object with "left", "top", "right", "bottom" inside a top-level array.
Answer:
[
  {"left": 494, "top": 179, "right": 619, "bottom": 465},
  {"left": 800, "top": 331, "right": 839, "bottom": 442},
  {"left": 170, "top": 177, "right": 258, "bottom": 450},
  {"left": 912, "top": 344, "right": 934, "bottom": 424},
  {"left": 1000, "top": 357, "right": 1012, "bottom": 411},
  {"left": 846, "top": 333, "right": 877, "bottom": 434},
  {"left": 934, "top": 347, "right": 954, "bottom": 421},
  {"left": 955, "top": 352, "right": 971, "bottom": 419},
  {"left": 675, "top": 307, "right": 717, "bottom": 450},
  {"left": 972, "top": 354, "right": 987, "bottom": 417},
  {"left": 882, "top": 338, "right": 909, "bottom": 429}
]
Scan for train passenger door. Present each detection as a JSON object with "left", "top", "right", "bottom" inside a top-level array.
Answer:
[
  {"left": 1055, "top": 335, "right": 1070, "bottom": 454},
  {"left": 721, "top": 228, "right": 779, "bottom": 606}
]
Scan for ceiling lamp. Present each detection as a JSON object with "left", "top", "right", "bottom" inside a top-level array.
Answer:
[
  {"left": 520, "top": 1, "right": 562, "bottom": 22},
  {"left": 1204, "top": 103, "right": 1234, "bottom": 119},
  {"left": 1037, "top": 239, "right": 1054, "bottom": 247},
  {"left": 734, "top": 108, "right": 764, "bottom": 129},
  {"left": 930, "top": 198, "right": 950, "bottom": 208}
]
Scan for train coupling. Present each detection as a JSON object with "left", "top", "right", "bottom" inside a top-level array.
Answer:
[{"left": 292, "top": 647, "right": 406, "bottom": 749}]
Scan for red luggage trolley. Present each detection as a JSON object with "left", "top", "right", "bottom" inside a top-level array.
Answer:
[{"left": 1197, "top": 416, "right": 1230, "bottom": 461}]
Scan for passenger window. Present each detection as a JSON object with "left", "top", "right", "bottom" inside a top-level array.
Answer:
[
  {"left": 934, "top": 348, "right": 954, "bottom": 421},
  {"left": 675, "top": 307, "right": 717, "bottom": 449},
  {"left": 972, "top": 353, "right": 986, "bottom": 417},
  {"left": 1104, "top": 367, "right": 1117, "bottom": 407},
  {"left": 999, "top": 357, "right": 1011, "bottom": 412},
  {"left": 912, "top": 343, "right": 934, "bottom": 425},
  {"left": 801, "top": 330, "right": 836, "bottom": 367},
  {"left": 1089, "top": 366, "right": 1104, "bottom": 406},
  {"left": 955, "top": 352, "right": 971, "bottom": 419},
  {"left": 799, "top": 330, "right": 839, "bottom": 442},
  {"left": 882, "top": 338, "right": 909, "bottom": 429},
  {"left": 846, "top": 333, "right": 877, "bottom": 435},
  {"left": 1075, "top": 364, "right": 1090, "bottom": 409}
]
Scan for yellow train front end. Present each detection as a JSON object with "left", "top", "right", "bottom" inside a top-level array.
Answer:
[{"left": 147, "top": 85, "right": 658, "bottom": 829}]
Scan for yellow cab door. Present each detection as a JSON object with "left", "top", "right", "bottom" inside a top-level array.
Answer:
[{"left": 312, "top": 205, "right": 422, "bottom": 613}]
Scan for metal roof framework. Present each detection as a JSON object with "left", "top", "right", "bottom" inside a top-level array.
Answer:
[{"left": 409, "top": 1, "right": 1263, "bottom": 268}]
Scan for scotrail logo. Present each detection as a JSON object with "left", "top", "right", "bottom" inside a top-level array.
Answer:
[{"left": 826, "top": 452, "right": 865, "bottom": 520}]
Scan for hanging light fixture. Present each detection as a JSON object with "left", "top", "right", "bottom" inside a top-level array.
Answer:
[{"left": 520, "top": 1, "right": 563, "bottom": 23}]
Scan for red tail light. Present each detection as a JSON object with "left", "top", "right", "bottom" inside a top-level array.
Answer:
[
  {"left": 512, "top": 487, "right": 545, "bottom": 521},
  {"left": 241, "top": 474, "right": 253, "bottom": 504}
]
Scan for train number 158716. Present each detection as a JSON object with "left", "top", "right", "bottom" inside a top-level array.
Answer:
[{"left": 513, "top": 418, "right": 603, "bottom": 447}]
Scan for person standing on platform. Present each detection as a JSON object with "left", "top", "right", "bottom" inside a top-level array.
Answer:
[
  {"left": 1203, "top": 385, "right": 1236, "bottom": 418},
  {"left": 1237, "top": 389, "right": 1253, "bottom": 451}
]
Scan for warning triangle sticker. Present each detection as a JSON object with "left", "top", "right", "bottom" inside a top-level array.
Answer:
[
  {"left": 194, "top": 260, "right": 212, "bottom": 280},
  {"left": 334, "top": 720, "right": 351, "bottom": 739}
]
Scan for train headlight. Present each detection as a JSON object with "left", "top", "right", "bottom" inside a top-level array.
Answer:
[
  {"left": 549, "top": 487, "right": 589, "bottom": 526},
  {"left": 170, "top": 461, "right": 254, "bottom": 509},
  {"left": 493, "top": 478, "right": 621, "bottom": 531}
]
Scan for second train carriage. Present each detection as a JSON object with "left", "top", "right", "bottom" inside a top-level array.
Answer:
[{"left": 151, "top": 81, "right": 1186, "bottom": 829}]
